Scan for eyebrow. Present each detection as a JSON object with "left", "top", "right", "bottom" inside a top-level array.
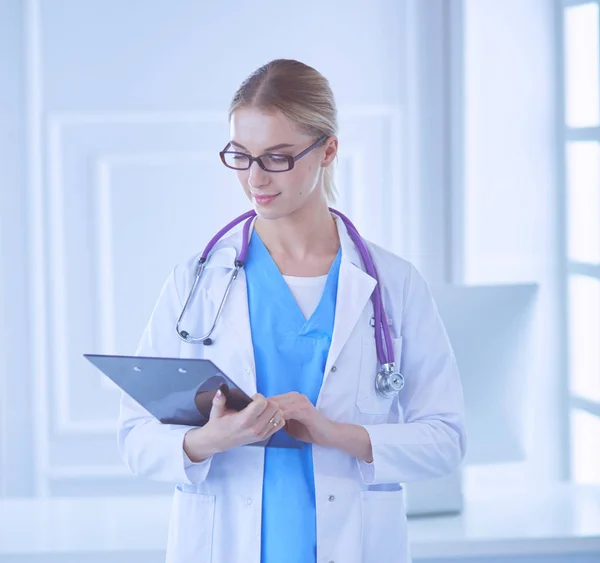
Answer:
[{"left": 229, "top": 141, "right": 296, "bottom": 152}]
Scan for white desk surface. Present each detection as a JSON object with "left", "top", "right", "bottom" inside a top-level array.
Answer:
[
  {"left": 408, "top": 482, "right": 600, "bottom": 558},
  {"left": 0, "top": 483, "right": 599, "bottom": 559}
]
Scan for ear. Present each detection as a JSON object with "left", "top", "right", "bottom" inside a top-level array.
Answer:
[{"left": 322, "top": 136, "right": 338, "bottom": 167}]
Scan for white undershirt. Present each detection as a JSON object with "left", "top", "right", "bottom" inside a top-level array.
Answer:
[{"left": 282, "top": 273, "right": 328, "bottom": 320}]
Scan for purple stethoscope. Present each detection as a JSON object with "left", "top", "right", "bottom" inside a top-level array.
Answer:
[{"left": 176, "top": 208, "right": 404, "bottom": 398}]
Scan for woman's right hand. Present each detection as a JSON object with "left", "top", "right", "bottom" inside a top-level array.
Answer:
[{"left": 184, "top": 391, "right": 285, "bottom": 461}]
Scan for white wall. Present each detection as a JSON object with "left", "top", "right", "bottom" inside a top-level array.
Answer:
[{"left": 0, "top": 0, "right": 37, "bottom": 496}]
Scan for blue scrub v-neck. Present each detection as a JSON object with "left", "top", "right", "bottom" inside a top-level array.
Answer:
[
  {"left": 246, "top": 232, "right": 341, "bottom": 338},
  {"left": 245, "top": 230, "right": 341, "bottom": 563}
]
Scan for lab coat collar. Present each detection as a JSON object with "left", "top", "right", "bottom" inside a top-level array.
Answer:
[
  {"left": 205, "top": 212, "right": 377, "bottom": 396},
  {"left": 323, "top": 214, "right": 376, "bottom": 381}
]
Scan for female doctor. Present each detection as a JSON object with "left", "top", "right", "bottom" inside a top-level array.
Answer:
[{"left": 117, "top": 59, "right": 466, "bottom": 563}]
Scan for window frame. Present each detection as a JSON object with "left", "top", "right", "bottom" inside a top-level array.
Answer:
[{"left": 559, "top": 0, "right": 600, "bottom": 483}]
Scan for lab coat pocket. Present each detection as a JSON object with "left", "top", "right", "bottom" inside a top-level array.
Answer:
[
  {"left": 166, "top": 486, "right": 215, "bottom": 563},
  {"left": 360, "top": 488, "right": 410, "bottom": 562},
  {"left": 356, "top": 336, "right": 403, "bottom": 416}
]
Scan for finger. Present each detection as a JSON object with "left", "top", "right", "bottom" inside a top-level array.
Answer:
[
  {"left": 245, "top": 395, "right": 269, "bottom": 419},
  {"left": 280, "top": 408, "right": 297, "bottom": 421},
  {"left": 255, "top": 403, "right": 280, "bottom": 433},
  {"left": 273, "top": 393, "right": 307, "bottom": 406},
  {"left": 268, "top": 392, "right": 296, "bottom": 401},
  {"left": 256, "top": 403, "right": 279, "bottom": 426},
  {"left": 280, "top": 405, "right": 309, "bottom": 422},
  {"left": 269, "top": 396, "right": 297, "bottom": 410},
  {"left": 241, "top": 400, "right": 274, "bottom": 435},
  {"left": 260, "top": 408, "right": 285, "bottom": 437},
  {"left": 208, "top": 388, "right": 227, "bottom": 419}
]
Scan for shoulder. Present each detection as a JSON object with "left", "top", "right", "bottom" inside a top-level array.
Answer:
[
  {"left": 172, "top": 252, "right": 202, "bottom": 291},
  {"left": 362, "top": 240, "right": 433, "bottom": 314},
  {"left": 363, "top": 239, "right": 414, "bottom": 286}
]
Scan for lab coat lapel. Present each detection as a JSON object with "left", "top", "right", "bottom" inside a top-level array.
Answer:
[
  {"left": 322, "top": 216, "right": 377, "bottom": 382},
  {"left": 205, "top": 228, "right": 257, "bottom": 396}
]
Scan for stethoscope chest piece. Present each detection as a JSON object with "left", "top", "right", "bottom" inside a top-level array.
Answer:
[{"left": 375, "top": 363, "right": 405, "bottom": 398}]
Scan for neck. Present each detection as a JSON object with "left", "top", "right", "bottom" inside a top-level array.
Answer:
[{"left": 253, "top": 198, "right": 340, "bottom": 262}]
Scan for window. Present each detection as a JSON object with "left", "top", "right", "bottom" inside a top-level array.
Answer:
[{"left": 562, "top": 0, "right": 600, "bottom": 484}]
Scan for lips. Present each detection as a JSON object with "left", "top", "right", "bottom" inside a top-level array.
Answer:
[{"left": 253, "top": 193, "right": 280, "bottom": 205}]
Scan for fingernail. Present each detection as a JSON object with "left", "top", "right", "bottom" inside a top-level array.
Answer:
[{"left": 215, "top": 389, "right": 222, "bottom": 398}]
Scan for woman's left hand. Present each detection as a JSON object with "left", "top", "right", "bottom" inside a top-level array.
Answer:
[{"left": 268, "top": 392, "right": 337, "bottom": 446}]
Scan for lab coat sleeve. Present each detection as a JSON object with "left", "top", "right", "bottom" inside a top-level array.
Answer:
[
  {"left": 356, "top": 263, "right": 467, "bottom": 485},
  {"left": 117, "top": 266, "right": 213, "bottom": 485}
]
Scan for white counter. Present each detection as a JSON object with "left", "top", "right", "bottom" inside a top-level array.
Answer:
[
  {"left": 0, "top": 483, "right": 599, "bottom": 562},
  {"left": 409, "top": 482, "right": 600, "bottom": 559}
]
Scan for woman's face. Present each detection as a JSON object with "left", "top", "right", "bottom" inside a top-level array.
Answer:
[{"left": 228, "top": 107, "right": 337, "bottom": 220}]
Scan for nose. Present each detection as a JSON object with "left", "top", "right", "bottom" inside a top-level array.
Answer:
[{"left": 247, "top": 159, "right": 270, "bottom": 189}]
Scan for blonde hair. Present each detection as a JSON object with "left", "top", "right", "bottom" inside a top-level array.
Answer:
[{"left": 228, "top": 59, "right": 339, "bottom": 204}]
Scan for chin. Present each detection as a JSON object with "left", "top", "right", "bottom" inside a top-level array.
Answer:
[
  {"left": 251, "top": 196, "right": 305, "bottom": 221},
  {"left": 254, "top": 207, "right": 286, "bottom": 221}
]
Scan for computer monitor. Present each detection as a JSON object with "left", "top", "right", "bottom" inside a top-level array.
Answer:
[
  {"left": 404, "top": 282, "right": 538, "bottom": 517},
  {"left": 430, "top": 282, "right": 538, "bottom": 465}
]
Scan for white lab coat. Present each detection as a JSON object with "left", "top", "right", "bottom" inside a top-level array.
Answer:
[{"left": 117, "top": 215, "right": 466, "bottom": 563}]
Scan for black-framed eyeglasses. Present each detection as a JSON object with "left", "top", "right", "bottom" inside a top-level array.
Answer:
[{"left": 219, "top": 135, "right": 329, "bottom": 172}]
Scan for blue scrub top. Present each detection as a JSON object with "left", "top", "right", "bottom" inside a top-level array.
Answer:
[{"left": 245, "top": 229, "right": 342, "bottom": 563}]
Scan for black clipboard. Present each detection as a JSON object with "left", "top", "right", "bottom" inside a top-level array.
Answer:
[{"left": 84, "top": 354, "right": 303, "bottom": 449}]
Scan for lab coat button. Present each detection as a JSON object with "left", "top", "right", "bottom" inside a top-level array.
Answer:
[
  {"left": 331, "top": 366, "right": 337, "bottom": 372},
  {"left": 328, "top": 495, "right": 335, "bottom": 502},
  {"left": 246, "top": 498, "right": 252, "bottom": 505}
]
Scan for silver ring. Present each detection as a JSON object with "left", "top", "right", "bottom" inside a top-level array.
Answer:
[{"left": 269, "top": 417, "right": 280, "bottom": 427}]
